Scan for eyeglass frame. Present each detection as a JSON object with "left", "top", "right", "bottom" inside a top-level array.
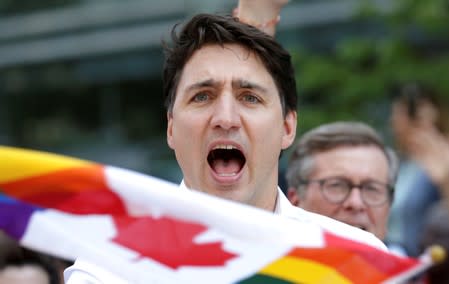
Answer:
[{"left": 298, "top": 177, "right": 394, "bottom": 207}]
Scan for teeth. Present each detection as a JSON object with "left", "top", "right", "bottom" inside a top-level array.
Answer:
[
  {"left": 218, "top": 173, "right": 237, "bottom": 177},
  {"left": 213, "top": 144, "right": 236, "bottom": 150}
]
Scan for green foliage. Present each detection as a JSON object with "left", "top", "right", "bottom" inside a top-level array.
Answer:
[{"left": 292, "top": 0, "right": 449, "bottom": 135}]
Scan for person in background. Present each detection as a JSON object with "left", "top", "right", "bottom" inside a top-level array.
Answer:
[
  {"left": 0, "top": 232, "right": 62, "bottom": 284},
  {"left": 285, "top": 121, "right": 399, "bottom": 242},
  {"left": 387, "top": 83, "right": 449, "bottom": 257}
]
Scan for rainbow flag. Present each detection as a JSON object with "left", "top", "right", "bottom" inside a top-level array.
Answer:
[{"left": 0, "top": 146, "right": 433, "bottom": 283}]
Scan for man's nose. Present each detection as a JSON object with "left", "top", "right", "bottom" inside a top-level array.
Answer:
[
  {"left": 342, "top": 187, "right": 366, "bottom": 211},
  {"left": 210, "top": 95, "right": 241, "bottom": 130}
]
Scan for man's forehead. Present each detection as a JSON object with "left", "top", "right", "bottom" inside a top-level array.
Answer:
[
  {"left": 192, "top": 42, "right": 251, "bottom": 56},
  {"left": 185, "top": 43, "right": 263, "bottom": 69},
  {"left": 184, "top": 78, "right": 269, "bottom": 92},
  {"left": 178, "top": 44, "right": 274, "bottom": 89},
  {"left": 312, "top": 146, "right": 390, "bottom": 178}
]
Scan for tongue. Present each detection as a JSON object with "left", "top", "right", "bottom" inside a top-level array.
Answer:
[{"left": 211, "top": 159, "right": 241, "bottom": 175}]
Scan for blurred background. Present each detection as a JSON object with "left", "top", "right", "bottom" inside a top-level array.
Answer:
[{"left": 0, "top": 0, "right": 448, "bottom": 184}]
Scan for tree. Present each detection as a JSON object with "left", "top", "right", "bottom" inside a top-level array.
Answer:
[{"left": 293, "top": 0, "right": 449, "bottom": 135}]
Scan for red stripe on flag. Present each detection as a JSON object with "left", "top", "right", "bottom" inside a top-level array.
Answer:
[
  {"left": 0, "top": 165, "right": 127, "bottom": 215},
  {"left": 325, "top": 232, "right": 419, "bottom": 276}
]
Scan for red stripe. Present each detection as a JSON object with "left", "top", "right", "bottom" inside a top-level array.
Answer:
[
  {"left": 325, "top": 232, "right": 418, "bottom": 275},
  {"left": 0, "top": 165, "right": 127, "bottom": 215}
]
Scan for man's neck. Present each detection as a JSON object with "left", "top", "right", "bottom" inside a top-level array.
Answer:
[{"left": 179, "top": 180, "right": 280, "bottom": 213}]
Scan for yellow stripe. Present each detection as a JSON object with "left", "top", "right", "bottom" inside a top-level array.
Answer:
[
  {"left": 260, "top": 256, "right": 352, "bottom": 284},
  {"left": 0, "top": 146, "right": 92, "bottom": 183}
]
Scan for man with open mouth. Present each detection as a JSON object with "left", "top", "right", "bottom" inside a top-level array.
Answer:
[{"left": 164, "top": 14, "right": 386, "bottom": 249}]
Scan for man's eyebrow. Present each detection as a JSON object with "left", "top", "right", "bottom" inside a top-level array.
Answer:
[
  {"left": 185, "top": 79, "right": 218, "bottom": 92},
  {"left": 232, "top": 79, "right": 268, "bottom": 93}
]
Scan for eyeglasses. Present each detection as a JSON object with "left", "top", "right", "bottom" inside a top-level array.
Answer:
[{"left": 299, "top": 177, "right": 393, "bottom": 207}]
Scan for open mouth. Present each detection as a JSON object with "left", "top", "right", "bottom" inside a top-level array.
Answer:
[
  {"left": 207, "top": 145, "right": 246, "bottom": 177},
  {"left": 344, "top": 221, "right": 367, "bottom": 232},
  {"left": 352, "top": 224, "right": 367, "bottom": 231}
]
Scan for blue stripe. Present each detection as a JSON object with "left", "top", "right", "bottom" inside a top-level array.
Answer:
[{"left": 0, "top": 193, "right": 41, "bottom": 240}]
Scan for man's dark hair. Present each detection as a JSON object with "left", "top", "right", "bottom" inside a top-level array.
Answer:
[{"left": 162, "top": 13, "right": 297, "bottom": 116}]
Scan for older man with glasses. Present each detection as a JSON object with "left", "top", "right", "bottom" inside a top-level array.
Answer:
[{"left": 285, "top": 121, "right": 398, "bottom": 241}]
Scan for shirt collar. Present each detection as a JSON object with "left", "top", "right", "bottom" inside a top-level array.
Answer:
[
  {"left": 274, "top": 187, "right": 296, "bottom": 215},
  {"left": 180, "top": 179, "right": 287, "bottom": 214}
]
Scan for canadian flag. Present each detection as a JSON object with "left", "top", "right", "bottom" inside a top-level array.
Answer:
[{"left": 0, "top": 146, "right": 436, "bottom": 283}]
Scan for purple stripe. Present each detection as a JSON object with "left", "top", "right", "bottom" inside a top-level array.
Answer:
[{"left": 0, "top": 195, "right": 41, "bottom": 240}]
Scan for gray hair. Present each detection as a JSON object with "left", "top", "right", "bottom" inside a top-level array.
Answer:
[{"left": 285, "top": 121, "right": 399, "bottom": 202}]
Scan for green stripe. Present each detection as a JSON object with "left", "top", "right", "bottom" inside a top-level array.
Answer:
[{"left": 237, "top": 274, "right": 296, "bottom": 284}]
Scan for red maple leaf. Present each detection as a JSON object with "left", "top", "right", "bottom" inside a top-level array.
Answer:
[{"left": 111, "top": 215, "right": 237, "bottom": 269}]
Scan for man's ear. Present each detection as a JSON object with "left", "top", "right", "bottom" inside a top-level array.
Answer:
[
  {"left": 167, "top": 112, "right": 174, "bottom": 150},
  {"left": 282, "top": 111, "right": 297, "bottom": 149},
  {"left": 287, "top": 187, "right": 300, "bottom": 206}
]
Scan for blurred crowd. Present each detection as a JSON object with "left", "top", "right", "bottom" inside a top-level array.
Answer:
[{"left": 387, "top": 83, "right": 449, "bottom": 283}]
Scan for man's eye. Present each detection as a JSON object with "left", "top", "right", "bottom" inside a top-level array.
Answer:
[
  {"left": 241, "top": 93, "right": 260, "bottom": 104},
  {"left": 325, "top": 179, "right": 348, "bottom": 189},
  {"left": 328, "top": 181, "right": 346, "bottom": 189},
  {"left": 363, "top": 184, "right": 383, "bottom": 193},
  {"left": 193, "top": 92, "right": 209, "bottom": 102}
]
